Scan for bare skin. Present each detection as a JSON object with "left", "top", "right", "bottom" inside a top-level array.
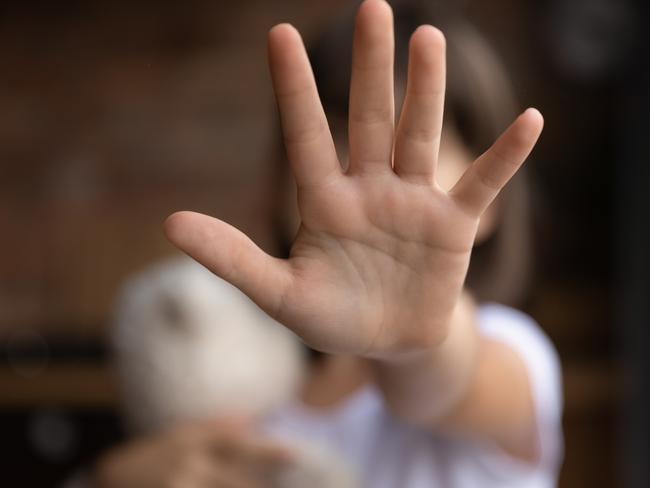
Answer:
[
  {"left": 165, "top": 0, "right": 543, "bottom": 464},
  {"left": 93, "top": 418, "right": 292, "bottom": 488}
]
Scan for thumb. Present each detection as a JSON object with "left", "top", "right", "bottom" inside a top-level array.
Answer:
[{"left": 164, "top": 211, "right": 291, "bottom": 318}]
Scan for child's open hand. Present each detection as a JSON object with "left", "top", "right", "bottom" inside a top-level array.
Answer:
[{"left": 164, "top": 0, "right": 543, "bottom": 357}]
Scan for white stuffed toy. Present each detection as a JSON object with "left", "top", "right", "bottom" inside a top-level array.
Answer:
[{"left": 111, "top": 257, "right": 358, "bottom": 487}]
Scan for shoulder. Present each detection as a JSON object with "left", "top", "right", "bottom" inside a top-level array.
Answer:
[
  {"left": 476, "top": 303, "right": 562, "bottom": 411},
  {"left": 477, "top": 303, "right": 554, "bottom": 347},
  {"left": 475, "top": 303, "right": 564, "bottom": 482}
]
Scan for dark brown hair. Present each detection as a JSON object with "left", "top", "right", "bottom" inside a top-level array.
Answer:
[{"left": 271, "top": 1, "right": 533, "bottom": 306}]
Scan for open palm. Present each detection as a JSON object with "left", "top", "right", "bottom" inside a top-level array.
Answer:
[{"left": 164, "top": 0, "right": 543, "bottom": 357}]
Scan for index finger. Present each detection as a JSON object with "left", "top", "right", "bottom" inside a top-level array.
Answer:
[{"left": 268, "top": 23, "right": 341, "bottom": 189}]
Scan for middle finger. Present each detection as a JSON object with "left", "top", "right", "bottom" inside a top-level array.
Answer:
[{"left": 348, "top": 0, "right": 395, "bottom": 174}]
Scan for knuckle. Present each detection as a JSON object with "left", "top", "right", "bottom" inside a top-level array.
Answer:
[
  {"left": 402, "top": 122, "right": 440, "bottom": 144},
  {"left": 282, "top": 120, "right": 327, "bottom": 146},
  {"left": 349, "top": 105, "right": 393, "bottom": 126},
  {"left": 474, "top": 166, "right": 502, "bottom": 191}
]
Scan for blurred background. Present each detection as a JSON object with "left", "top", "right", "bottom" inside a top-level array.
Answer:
[{"left": 0, "top": 0, "right": 648, "bottom": 486}]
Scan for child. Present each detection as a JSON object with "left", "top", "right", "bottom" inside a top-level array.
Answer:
[{"left": 94, "top": 1, "right": 563, "bottom": 486}]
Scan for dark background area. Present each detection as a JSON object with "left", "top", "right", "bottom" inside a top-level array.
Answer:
[{"left": 1, "top": 1, "right": 648, "bottom": 486}]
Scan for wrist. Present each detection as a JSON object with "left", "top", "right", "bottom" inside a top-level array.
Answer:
[
  {"left": 369, "top": 290, "right": 481, "bottom": 423},
  {"left": 372, "top": 289, "right": 477, "bottom": 366}
]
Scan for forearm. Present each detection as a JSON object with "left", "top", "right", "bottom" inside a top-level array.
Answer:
[{"left": 371, "top": 291, "right": 537, "bottom": 460}]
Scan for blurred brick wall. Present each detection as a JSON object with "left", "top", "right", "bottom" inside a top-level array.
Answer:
[{"left": 0, "top": 0, "right": 346, "bottom": 335}]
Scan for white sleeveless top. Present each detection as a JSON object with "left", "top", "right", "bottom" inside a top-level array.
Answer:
[{"left": 264, "top": 304, "right": 563, "bottom": 488}]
